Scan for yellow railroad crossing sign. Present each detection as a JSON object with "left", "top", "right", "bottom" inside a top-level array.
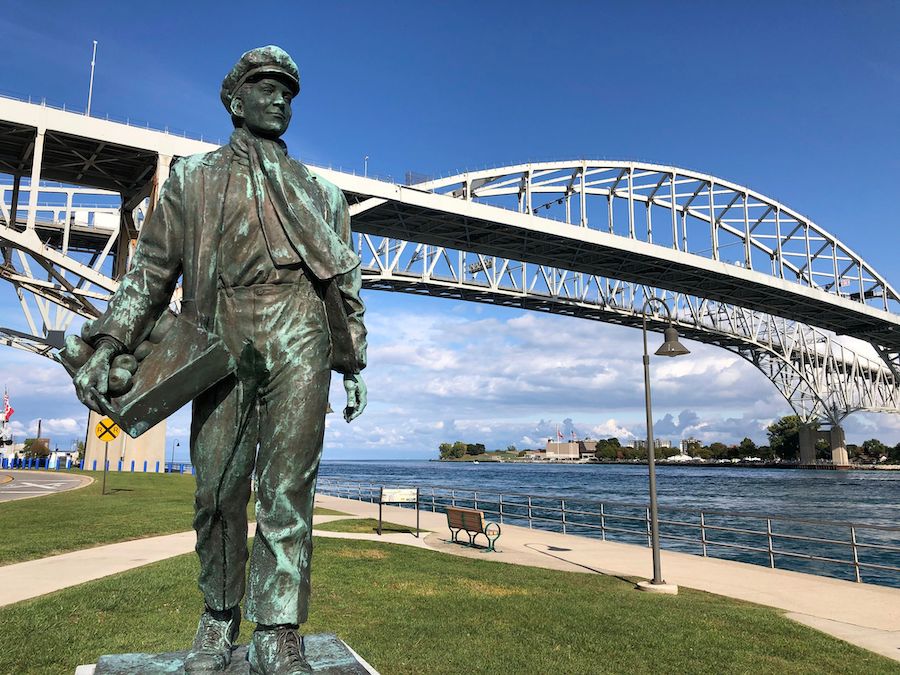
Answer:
[{"left": 95, "top": 417, "right": 120, "bottom": 442}]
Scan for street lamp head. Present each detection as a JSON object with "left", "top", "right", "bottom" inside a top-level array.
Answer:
[{"left": 655, "top": 326, "right": 690, "bottom": 357}]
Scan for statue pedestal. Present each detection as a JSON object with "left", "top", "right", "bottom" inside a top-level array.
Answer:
[{"left": 75, "top": 633, "right": 378, "bottom": 674}]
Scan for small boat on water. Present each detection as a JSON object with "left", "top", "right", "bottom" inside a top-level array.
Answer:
[{"left": 472, "top": 461, "right": 479, "bottom": 465}]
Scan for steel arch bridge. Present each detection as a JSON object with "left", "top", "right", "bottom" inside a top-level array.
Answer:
[{"left": 0, "top": 97, "right": 897, "bottom": 432}]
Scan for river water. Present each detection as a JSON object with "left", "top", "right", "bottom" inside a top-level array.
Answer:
[{"left": 318, "top": 460, "right": 900, "bottom": 587}]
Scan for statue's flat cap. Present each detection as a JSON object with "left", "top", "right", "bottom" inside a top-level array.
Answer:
[{"left": 220, "top": 46, "right": 300, "bottom": 110}]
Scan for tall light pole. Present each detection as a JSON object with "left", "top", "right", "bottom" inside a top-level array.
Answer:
[
  {"left": 170, "top": 440, "right": 180, "bottom": 472},
  {"left": 637, "top": 297, "right": 689, "bottom": 595},
  {"left": 363, "top": 155, "right": 369, "bottom": 177},
  {"left": 86, "top": 40, "right": 98, "bottom": 117}
]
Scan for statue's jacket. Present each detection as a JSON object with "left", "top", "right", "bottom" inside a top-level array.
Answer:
[{"left": 88, "top": 143, "right": 367, "bottom": 374}]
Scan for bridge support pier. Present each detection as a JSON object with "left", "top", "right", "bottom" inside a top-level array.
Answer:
[
  {"left": 828, "top": 426, "right": 850, "bottom": 467},
  {"left": 799, "top": 423, "right": 850, "bottom": 468},
  {"left": 799, "top": 425, "right": 817, "bottom": 465}
]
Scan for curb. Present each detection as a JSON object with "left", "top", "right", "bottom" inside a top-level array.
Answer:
[{"left": 0, "top": 470, "right": 94, "bottom": 503}]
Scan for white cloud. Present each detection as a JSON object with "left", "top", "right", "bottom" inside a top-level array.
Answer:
[
  {"left": 589, "top": 419, "right": 636, "bottom": 440},
  {"left": 320, "top": 294, "right": 900, "bottom": 457},
  {"left": 1, "top": 292, "right": 898, "bottom": 460}
]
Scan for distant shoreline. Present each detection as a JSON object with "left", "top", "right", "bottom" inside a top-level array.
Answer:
[{"left": 433, "top": 458, "right": 900, "bottom": 471}]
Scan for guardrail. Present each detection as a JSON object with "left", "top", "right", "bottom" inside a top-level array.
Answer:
[
  {"left": 0, "top": 90, "right": 219, "bottom": 143},
  {"left": 317, "top": 479, "right": 900, "bottom": 587}
]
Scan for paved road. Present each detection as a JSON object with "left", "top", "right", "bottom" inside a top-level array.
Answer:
[{"left": 0, "top": 470, "right": 92, "bottom": 502}]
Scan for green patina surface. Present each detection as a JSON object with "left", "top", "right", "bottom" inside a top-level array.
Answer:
[
  {"left": 56, "top": 46, "right": 370, "bottom": 650},
  {"left": 94, "top": 637, "right": 367, "bottom": 674}
]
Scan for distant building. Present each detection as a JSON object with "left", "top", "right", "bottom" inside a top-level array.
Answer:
[
  {"left": 680, "top": 437, "right": 701, "bottom": 453},
  {"left": 545, "top": 441, "right": 580, "bottom": 460},
  {"left": 524, "top": 450, "right": 546, "bottom": 460},
  {"left": 47, "top": 448, "right": 78, "bottom": 469},
  {"left": 632, "top": 439, "right": 672, "bottom": 451},
  {"left": 665, "top": 452, "right": 694, "bottom": 462},
  {"left": 578, "top": 440, "right": 598, "bottom": 458},
  {"left": 0, "top": 442, "right": 24, "bottom": 464}
]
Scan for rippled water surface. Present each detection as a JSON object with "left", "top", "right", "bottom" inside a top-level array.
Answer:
[{"left": 319, "top": 461, "right": 900, "bottom": 586}]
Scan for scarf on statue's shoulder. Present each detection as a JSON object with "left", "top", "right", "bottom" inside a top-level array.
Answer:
[{"left": 229, "top": 127, "right": 359, "bottom": 281}]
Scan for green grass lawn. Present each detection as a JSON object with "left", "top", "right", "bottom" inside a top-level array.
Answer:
[
  {"left": 0, "top": 538, "right": 895, "bottom": 675},
  {"left": 0, "top": 471, "right": 342, "bottom": 564},
  {"left": 0, "top": 471, "right": 198, "bottom": 565},
  {"left": 315, "top": 517, "right": 426, "bottom": 535}
]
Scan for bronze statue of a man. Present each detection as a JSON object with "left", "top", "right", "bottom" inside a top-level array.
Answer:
[{"left": 71, "top": 46, "right": 367, "bottom": 675}]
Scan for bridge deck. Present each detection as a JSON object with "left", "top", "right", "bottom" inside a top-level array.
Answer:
[{"left": 335, "top": 177, "right": 900, "bottom": 352}]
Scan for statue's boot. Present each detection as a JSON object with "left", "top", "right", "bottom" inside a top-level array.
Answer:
[
  {"left": 184, "top": 606, "right": 241, "bottom": 673},
  {"left": 247, "top": 626, "right": 313, "bottom": 674}
]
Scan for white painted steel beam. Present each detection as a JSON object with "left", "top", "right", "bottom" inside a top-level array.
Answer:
[{"left": 0, "top": 97, "right": 896, "bottom": 423}]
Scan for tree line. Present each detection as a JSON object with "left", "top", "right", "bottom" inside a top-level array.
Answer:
[
  {"left": 439, "top": 441, "right": 517, "bottom": 459},
  {"left": 437, "top": 415, "right": 900, "bottom": 464}
]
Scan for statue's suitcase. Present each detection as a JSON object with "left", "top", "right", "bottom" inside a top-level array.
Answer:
[{"left": 58, "top": 314, "right": 235, "bottom": 438}]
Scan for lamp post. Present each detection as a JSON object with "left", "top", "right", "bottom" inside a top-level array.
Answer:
[
  {"left": 170, "top": 440, "right": 180, "bottom": 473},
  {"left": 637, "top": 297, "right": 689, "bottom": 594}
]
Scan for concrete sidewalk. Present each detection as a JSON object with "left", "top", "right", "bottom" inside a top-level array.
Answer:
[
  {"left": 0, "top": 515, "right": 352, "bottom": 608},
  {"left": 1, "top": 494, "right": 897, "bottom": 663}
]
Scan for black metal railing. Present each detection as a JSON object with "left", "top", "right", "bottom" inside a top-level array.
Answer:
[{"left": 317, "top": 479, "right": 900, "bottom": 587}]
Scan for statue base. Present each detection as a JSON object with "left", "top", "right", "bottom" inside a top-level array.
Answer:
[{"left": 75, "top": 633, "right": 378, "bottom": 674}]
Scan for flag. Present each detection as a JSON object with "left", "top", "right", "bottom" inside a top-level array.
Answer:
[
  {"left": 3, "top": 388, "right": 13, "bottom": 422},
  {"left": 557, "top": 425, "right": 564, "bottom": 441}
]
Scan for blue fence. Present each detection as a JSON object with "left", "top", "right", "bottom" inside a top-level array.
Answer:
[{"left": 1, "top": 457, "right": 194, "bottom": 474}]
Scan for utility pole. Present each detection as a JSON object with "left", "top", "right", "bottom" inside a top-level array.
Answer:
[{"left": 87, "top": 40, "right": 98, "bottom": 116}]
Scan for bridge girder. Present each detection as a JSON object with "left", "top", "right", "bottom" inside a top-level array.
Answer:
[
  {"left": 337, "top": 161, "right": 900, "bottom": 378},
  {"left": 0, "top": 98, "right": 896, "bottom": 426},
  {"left": 356, "top": 235, "right": 899, "bottom": 422}
]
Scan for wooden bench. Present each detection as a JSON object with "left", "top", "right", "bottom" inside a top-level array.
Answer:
[{"left": 446, "top": 506, "right": 501, "bottom": 552}]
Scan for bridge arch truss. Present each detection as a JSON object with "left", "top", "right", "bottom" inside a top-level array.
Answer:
[
  {"left": 356, "top": 234, "right": 900, "bottom": 423},
  {"left": 0, "top": 99, "right": 896, "bottom": 428}
]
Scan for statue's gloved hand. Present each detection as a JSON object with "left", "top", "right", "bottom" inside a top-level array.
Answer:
[
  {"left": 343, "top": 373, "right": 367, "bottom": 422},
  {"left": 73, "top": 341, "right": 118, "bottom": 413}
]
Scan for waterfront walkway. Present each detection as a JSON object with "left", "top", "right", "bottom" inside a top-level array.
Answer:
[{"left": 0, "top": 494, "right": 897, "bottom": 663}]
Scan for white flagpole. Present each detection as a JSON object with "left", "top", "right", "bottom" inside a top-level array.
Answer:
[{"left": 86, "top": 40, "right": 98, "bottom": 116}]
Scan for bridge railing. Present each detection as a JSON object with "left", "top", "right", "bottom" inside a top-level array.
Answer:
[
  {"left": 0, "top": 89, "right": 219, "bottom": 143},
  {"left": 317, "top": 478, "right": 900, "bottom": 588}
]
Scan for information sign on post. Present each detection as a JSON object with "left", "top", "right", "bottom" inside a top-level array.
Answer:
[
  {"left": 95, "top": 417, "right": 120, "bottom": 495},
  {"left": 378, "top": 487, "right": 419, "bottom": 537}
]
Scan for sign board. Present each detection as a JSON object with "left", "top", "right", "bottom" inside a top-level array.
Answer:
[
  {"left": 95, "top": 417, "right": 121, "bottom": 442},
  {"left": 378, "top": 487, "right": 420, "bottom": 538},
  {"left": 380, "top": 487, "right": 417, "bottom": 504}
]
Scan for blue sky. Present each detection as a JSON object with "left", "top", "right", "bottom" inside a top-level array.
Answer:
[{"left": 1, "top": 2, "right": 899, "bottom": 459}]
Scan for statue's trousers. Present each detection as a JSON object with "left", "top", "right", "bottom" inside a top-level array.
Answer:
[{"left": 189, "top": 275, "right": 330, "bottom": 626}]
